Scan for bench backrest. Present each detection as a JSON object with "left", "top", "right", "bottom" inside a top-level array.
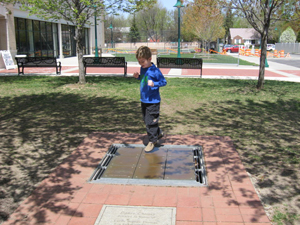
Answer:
[
  {"left": 157, "top": 57, "right": 202, "bottom": 69},
  {"left": 15, "top": 57, "right": 58, "bottom": 66},
  {"left": 83, "top": 57, "right": 126, "bottom": 67}
]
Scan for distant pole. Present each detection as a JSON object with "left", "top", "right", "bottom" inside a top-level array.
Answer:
[
  {"left": 94, "top": 6, "right": 98, "bottom": 57},
  {"left": 260, "top": 38, "right": 269, "bottom": 68},
  {"left": 174, "top": 0, "right": 184, "bottom": 58},
  {"left": 109, "top": 23, "right": 113, "bottom": 48}
]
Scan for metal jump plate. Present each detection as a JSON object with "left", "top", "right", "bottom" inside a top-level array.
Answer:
[{"left": 89, "top": 144, "right": 207, "bottom": 187}]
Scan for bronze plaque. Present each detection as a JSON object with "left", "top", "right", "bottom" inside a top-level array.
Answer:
[
  {"left": 110, "top": 156, "right": 139, "bottom": 166},
  {"left": 89, "top": 144, "right": 206, "bottom": 186},
  {"left": 167, "top": 148, "right": 192, "bottom": 158},
  {"left": 115, "top": 147, "right": 143, "bottom": 157},
  {"left": 138, "top": 154, "right": 166, "bottom": 167},
  {"left": 103, "top": 165, "right": 136, "bottom": 178},
  {"left": 140, "top": 147, "right": 168, "bottom": 157},
  {"left": 164, "top": 156, "right": 195, "bottom": 180},
  {"left": 133, "top": 165, "right": 165, "bottom": 179}
]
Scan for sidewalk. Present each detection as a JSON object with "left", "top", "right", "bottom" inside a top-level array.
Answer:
[
  {"left": 1, "top": 54, "right": 300, "bottom": 82},
  {"left": 2, "top": 132, "right": 272, "bottom": 225}
]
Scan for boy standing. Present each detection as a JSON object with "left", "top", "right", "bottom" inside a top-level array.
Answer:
[{"left": 133, "top": 46, "right": 167, "bottom": 152}]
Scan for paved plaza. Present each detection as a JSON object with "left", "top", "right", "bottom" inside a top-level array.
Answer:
[
  {"left": 1, "top": 54, "right": 300, "bottom": 82},
  {"left": 2, "top": 132, "right": 272, "bottom": 225}
]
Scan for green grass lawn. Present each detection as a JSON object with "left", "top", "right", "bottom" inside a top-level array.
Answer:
[
  {"left": 0, "top": 76, "right": 299, "bottom": 224},
  {"left": 114, "top": 52, "right": 257, "bottom": 66}
]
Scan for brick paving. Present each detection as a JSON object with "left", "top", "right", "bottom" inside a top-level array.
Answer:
[
  {"left": 3, "top": 132, "right": 272, "bottom": 225},
  {"left": 0, "top": 65, "right": 292, "bottom": 78}
]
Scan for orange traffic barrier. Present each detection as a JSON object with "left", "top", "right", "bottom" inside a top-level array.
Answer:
[
  {"left": 279, "top": 50, "right": 285, "bottom": 58},
  {"left": 245, "top": 49, "right": 251, "bottom": 56},
  {"left": 273, "top": 50, "right": 278, "bottom": 58},
  {"left": 239, "top": 48, "right": 244, "bottom": 56},
  {"left": 267, "top": 52, "right": 273, "bottom": 57},
  {"left": 255, "top": 49, "right": 260, "bottom": 57}
]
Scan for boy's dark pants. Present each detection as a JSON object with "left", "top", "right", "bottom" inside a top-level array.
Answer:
[{"left": 141, "top": 102, "right": 162, "bottom": 143}]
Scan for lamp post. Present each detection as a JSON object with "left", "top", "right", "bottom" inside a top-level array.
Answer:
[
  {"left": 109, "top": 23, "right": 113, "bottom": 48},
  {"left": 260, "top": 37, "right": 269, "bottom": 68},
  {"left": 174, "top": 0, "right": 184, "bottom": 58},
  {"left": 94, "top": 6, "right": 98, "bottom": 57}
]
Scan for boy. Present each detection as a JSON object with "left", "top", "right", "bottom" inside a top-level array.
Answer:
[{"left": 133, "top": 46, "right": 167, "bottom": 152}]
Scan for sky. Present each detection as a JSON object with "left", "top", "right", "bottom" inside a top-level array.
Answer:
[
  {"left": 159, "top": 0, "right": 177, "bottom": 11},
  {"left": 119, "top": 1, "right": 178, "bottom": 17}
]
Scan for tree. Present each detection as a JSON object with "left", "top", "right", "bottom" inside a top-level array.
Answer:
[
  {"left": 135, "top": 2, "right": 170, "bottom": 42},
  {"left": 104, "top": 14, "right": 130, "bottom": 45},
  {"left": 183, "top": 0, "right": 225, "bottom": 51},
  {"left": 18, "top": 0, "right": 155, "bottom": 84},
  {"left": 162, "top": 10, "right": 178, "bottom": 42},
  {"left": 223, "top": 4, "right": 233, "bottom": 44},
  {"left": 129, "top": 14, "right": 141, "bottom": 43},
  {"left": 226, "top": 0, "right": 300, "bottom": 89},
  {"left": 280, "top": 26, "right": 296, "bottom": 43}
]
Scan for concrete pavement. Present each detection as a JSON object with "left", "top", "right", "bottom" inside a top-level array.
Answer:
[{"left": 1, "top": 53, "right": 300, "bottom": 82}]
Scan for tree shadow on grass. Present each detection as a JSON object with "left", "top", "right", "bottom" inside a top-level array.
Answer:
[
  {"left": 164, "top": 97, "right": 300, "bottom": 220},
  {"left": 1, "top": 77, "right": 300, "bottom": 223},
  {"left": 0, "top": 91, "right": 145, "bottom": 223}
]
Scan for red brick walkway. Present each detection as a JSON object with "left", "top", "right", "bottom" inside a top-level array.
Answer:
[
  {"left": 0, "top": 66, "right": 291, "bottom": 77},
  {"left": 3, "top": 132, "right": 272, "bottom": 225}
]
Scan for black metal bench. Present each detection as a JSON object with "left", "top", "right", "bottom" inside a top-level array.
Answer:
[
  {"left": 157, "top": 57, "right": 203, "bottom": 78},
  {"left": 83, "top": 57, "right": 127, "bottom": 76},
  {"left": 15, "top": 57, "right": 61, "bottom": 75}
]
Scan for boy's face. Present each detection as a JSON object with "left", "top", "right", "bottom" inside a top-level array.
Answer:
[{"left": 137, "top": 57, "right": 152, "bottom": 68}]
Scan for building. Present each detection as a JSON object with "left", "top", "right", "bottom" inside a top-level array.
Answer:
[
  {"left": 230, "top": 28, "right": 261, "bottom": 47},
  {"left": 0, "top": 3, "right": 105, "bottom": 69}
]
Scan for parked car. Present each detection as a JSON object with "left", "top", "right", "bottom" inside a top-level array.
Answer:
[
  {"left": 267, "top": 44, "right": 275, "bottom": 51},
  {"left": 223, "top": 44, "right": 240, "bottom": 53}
]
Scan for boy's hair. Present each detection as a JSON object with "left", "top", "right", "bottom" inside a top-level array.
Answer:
[{"left": 136, "top": 46, "right": 152, "bottom": 59}]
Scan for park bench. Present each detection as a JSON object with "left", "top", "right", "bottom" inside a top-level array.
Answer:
[
  {"left": 15, "top": 57, "right": 61, "bottom": 75},
  {"left": 83, "top": 57, "right": 127, "bottom": 76},
  {"left": 157, "top": 57, "right": 203, "bottom": 78}
]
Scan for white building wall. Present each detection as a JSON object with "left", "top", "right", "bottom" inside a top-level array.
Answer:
[
  {"left": 12, "top": 4, "right": 104, "bottom": 53},
  {"left": 0, "top": 3, "right": 105, "bottom": 69},
  {"left": 0, "top": 4, "right": 17, "bottom": 68},
  {"left": 90, "top": 14, "right": 105, "bottom": 55}
]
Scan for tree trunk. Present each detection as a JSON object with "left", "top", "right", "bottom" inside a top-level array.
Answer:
[
  {"left": 75, "top": 28, "right": 86, "bottom": 84},
  {"left": 257, "top": 31, "right": 268, "bottom": 90}
]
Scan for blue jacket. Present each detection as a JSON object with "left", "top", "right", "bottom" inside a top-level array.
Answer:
[{"left": 138, "top": 63, "right": 167, "bottom": 103}]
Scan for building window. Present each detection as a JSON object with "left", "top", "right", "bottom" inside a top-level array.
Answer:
[
  {"left": 234, "top": 39, "right": 242, "bottom": 44},
  {"left": 15, "top": 18, "right": 59, "bottom": 57},
  {"left": 61, "top": 24, "right": 89, "bottom": 57},
  {"left": 15, "top": 18, "right": 89, "bottom": 57}
]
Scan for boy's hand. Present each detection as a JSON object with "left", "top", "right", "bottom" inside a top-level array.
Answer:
[
  {"left": 133, "top": 72, "right": 139, "bottom": 78},
  {"left": 148, "top": 80, "right": 154, "bottom": 87}
]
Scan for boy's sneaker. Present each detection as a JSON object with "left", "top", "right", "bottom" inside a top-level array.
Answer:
[
  {"left": 158, "top": 132, "right": 164, "bottom": 140},
  {"left": 144, "top": 142, "right": 156, "bottom": 152}
]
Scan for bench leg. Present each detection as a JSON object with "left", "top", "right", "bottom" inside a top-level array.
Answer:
[
  {"left": 56, "top": 66, "right": 61, "bottom": 75},
  {"left": 18, "top": 66, "right": 24, "bottom": 76},
  {"left": 124, "top": 66, "right": 127, "bottom": 77}
]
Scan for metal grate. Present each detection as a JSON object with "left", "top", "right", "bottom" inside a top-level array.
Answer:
[
  {"left": 193, "top": 147, "right": 206, "bottom": 185},
  {"left": 89, "top": 144, "right": 207, "bottom": 187},
  {"left": 89, "top": 145, "right": 118, "bottom": 180}
]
